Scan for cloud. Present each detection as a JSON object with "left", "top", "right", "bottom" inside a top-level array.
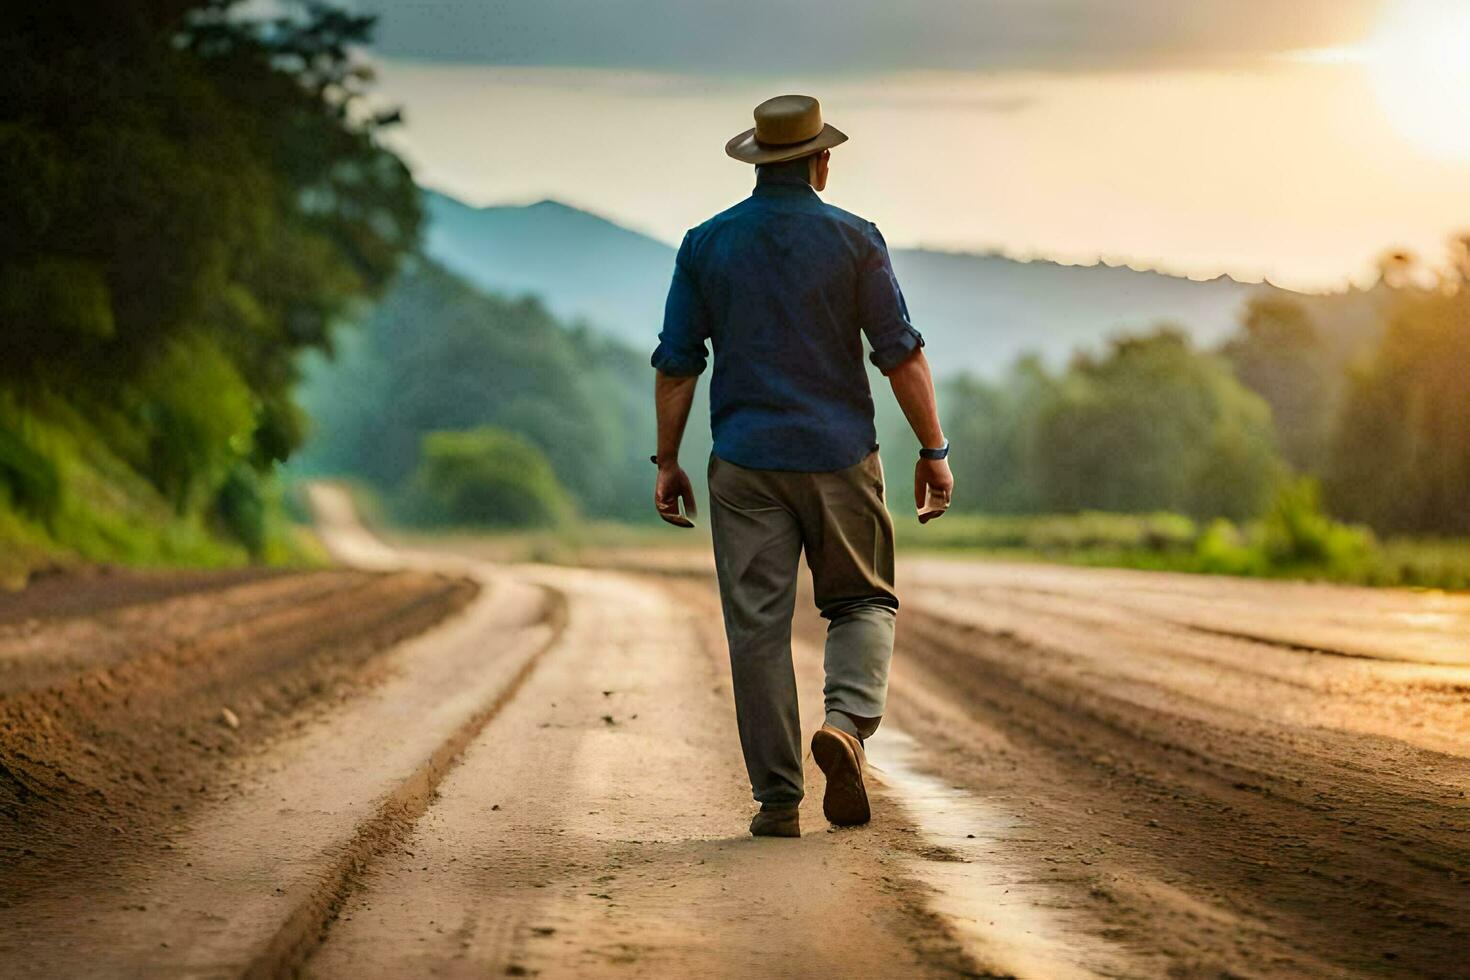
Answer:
[{"left": 363, "top": 0, "right": 1383, "bottom": 74}]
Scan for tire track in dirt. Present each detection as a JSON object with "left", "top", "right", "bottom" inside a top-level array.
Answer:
[
  {"left": 242, "top": 586, "right": 568, "bottom": 979},
  {"left": 886, "top": 606, "right": 1469, "bottom": 977},
  {"left": 579, "top": 550, "right": 1468, "bottom": 977},
  {"left": 304, "top": 566, "right": 987, "bottom": 980},
  {"left": 1, "top": 568, "right": 563, "bottom": 977},
  {"left": 0, "top": 568, "right": 478, "bottom": 899}
]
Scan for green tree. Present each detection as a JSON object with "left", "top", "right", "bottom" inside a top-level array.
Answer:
[
  {"left": 1222, "top": 296, "right": 1340, "bottom": 474},
  {"left": 1327, "top": 240, "right": 1470, "bottom": 534},
  {"left": 0, "top": 0, "right": 419, "bottom": 554},
  {"left": 939, "top": 356, "right": 1056, "bottom": 513},
  {"left": 295, "top": 260, "right": 657, "bottom": 521},
  {"left": 413, "top": 428, "right": 572, "bottom": 528},
  {"left": 1031, "top": 330, "right": 1283, "bottom": 520}
]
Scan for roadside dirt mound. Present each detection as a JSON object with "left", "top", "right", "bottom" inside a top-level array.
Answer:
[
  {"left": 0, "top": 564, "right": 281, "bottom": 627},
  {"left": 0, "top": 567, "right": 476, "bottom": 900}
]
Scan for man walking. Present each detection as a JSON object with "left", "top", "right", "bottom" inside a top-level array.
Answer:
[{"left": 651, "top": 95, "right": 953, "bottom": 838}]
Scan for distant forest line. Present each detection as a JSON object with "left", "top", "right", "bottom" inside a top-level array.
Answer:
[{"left": 299, "top": 242, "right": 1470, "bottom": 537}]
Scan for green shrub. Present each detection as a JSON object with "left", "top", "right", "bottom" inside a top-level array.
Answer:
[
  {"left": 1192, "top": 519, "right": 1265, "bottom": 575},
  {"left": 412, "top": 427, "right": 572, "bottom": 528},
  {"left": 1373, "top": 538, "right": 1470, "bottom": 590},
  {"left": 215, "top": 464, "right": 267, "bottom": 556},
  {"left": 0, "top": 425, "right": 61, "bottom": 522},
  {"left": 0, "top": 391, "right": 328, "bottom": 582},
  {"left": 891, "top": 495, "right": 1451, "bottom": 587},
  {"left": 138, "top": 335, "right": 256, "bottom": 512},
  {"left": 1259, "top": 478, "right": 1376, "bottom": 571}
]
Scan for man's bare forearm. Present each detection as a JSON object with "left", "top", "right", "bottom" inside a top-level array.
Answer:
[
  {"left": 655, "top": 371, "right": 698, "bottom": 464},
  {"left": 886, "top": 349, "right": 945, "bottom": 448}
]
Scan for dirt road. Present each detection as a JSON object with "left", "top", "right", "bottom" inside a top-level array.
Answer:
[{"left": 2, "top": 490, "right": 1466, "bottom": 978}]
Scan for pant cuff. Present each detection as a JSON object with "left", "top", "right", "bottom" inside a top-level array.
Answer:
[{"left": 824, "top": 710, "right": 861, "bottom": 739}]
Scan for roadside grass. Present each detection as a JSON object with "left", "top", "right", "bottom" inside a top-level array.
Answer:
[
  {"left": 1371, "top": 537, "right": 1470, "bottom": 590},
  {"left": 297, "top": 478, "right": 1470, "bottom": 592},
  {"left": 897, "top": 512, "right": 1470, "bottom": 591},
  {"left": 1, "top": 396, "right": 323, "bottom": 588},
  {"left": 382, "top": 506, "right": 1470, "bottom": 592}
]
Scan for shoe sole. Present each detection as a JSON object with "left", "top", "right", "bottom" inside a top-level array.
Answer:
[{"left": 811, "top": 728, "right": 871, "bottom": 826}]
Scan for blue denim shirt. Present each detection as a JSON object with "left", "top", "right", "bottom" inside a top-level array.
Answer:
[{"left": 651, "top": 170, "right": 924, "bottom": 472}]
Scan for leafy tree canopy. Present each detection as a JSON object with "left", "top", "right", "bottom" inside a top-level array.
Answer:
[
  {"left": 295, "top": 260, "right": 658, "bottom": 522},
  {"left": 1, "top": 0, "right": 419, "bottom": 545},
  {"left": 1326, "top": 242, "right": 1470, "bottom": 534},
  {"left": 1029, "top": 330, "right": 1282, "bottom": 520}
]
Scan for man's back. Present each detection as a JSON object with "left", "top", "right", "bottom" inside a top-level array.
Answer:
[
  {"left": 653, "top": 167, "right": 923, "bottom": 473},
  {"left": 650, "top": 94, "right": 952, "bottom": 838}
]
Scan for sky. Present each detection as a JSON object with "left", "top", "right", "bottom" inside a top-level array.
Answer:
[{"left": 356, "top": 0, "right": 1470, "bottom": 290}]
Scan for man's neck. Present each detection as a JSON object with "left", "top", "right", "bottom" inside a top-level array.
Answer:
[{"left": 756, "top": 158, "right": 812, "bottom": 186}]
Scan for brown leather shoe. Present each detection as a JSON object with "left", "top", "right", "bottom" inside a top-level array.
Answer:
[
  {"left": 811, "top": 724, "right": 871, "bottom": 826},
  {"left": 750, "top": 806, "right": 800, "bottom": 838}
]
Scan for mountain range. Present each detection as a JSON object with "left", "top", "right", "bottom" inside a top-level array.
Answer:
[{"left": 423, "top": 188, "right": 1293, "bottom": 375}]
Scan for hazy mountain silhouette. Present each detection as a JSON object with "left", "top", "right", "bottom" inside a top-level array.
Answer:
[
  {"left": 422, "top": 188, "right": 1286, "bottom": 373},
  {"left": 424, "top": 190, "right": 676, "bottom": 341}
]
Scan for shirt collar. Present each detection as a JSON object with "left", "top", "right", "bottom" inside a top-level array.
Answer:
[{"left": 752, "top": 171, "right": 820, "bottom": 200}]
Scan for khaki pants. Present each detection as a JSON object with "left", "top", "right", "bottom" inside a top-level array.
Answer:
[{"left": 707, "top": 451, "right": 897, "bottom": 807}]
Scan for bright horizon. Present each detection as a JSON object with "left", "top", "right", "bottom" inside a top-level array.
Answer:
[{"left": 366, "top": 0, "right": 1470, "bottom": 292}]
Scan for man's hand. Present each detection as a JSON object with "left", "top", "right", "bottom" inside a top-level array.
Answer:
[
  {"left": 654, "top": 462, "right": 697, "bottom": 528},
  {"left": 653, "top": 371, "right": 699, "bottom": 526},
  {"left": 886, "top": 349, "right": 953, "bottom": 521},
  {"left": 914, "top": 457, "right": 954, "bottom": 519}
]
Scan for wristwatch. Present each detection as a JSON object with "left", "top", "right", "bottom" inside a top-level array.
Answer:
[{"left": 919, "top": 440, "right": 950, "bottom": 461}]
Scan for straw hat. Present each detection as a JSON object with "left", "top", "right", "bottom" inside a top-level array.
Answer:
[{"left": 725, "top": 94, "right": 848, "bottom": 165}]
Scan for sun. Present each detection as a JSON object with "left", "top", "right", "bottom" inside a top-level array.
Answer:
[{"left": 1366, "top": 0, "right": 1470, "bottom": 161}]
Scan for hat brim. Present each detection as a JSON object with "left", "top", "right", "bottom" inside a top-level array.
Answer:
[{"left": 725, "top": 123, "right": 848, "bottom": 164}]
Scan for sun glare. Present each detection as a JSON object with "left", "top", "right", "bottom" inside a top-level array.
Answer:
[{"left": 1367, "top": 0, "right": 1470, "bottom": 160}]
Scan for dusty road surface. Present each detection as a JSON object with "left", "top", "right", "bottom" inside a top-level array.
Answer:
[{"left": 1, "top": 490, "right": 1466, "bottom": 979}]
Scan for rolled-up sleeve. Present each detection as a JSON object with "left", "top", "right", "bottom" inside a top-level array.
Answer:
[
  {"left": 650, "top": 232, "right": 710, "bottom": 377},
  {"left": 857, "top": 223, "right": 924, "bottom": 374}
]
